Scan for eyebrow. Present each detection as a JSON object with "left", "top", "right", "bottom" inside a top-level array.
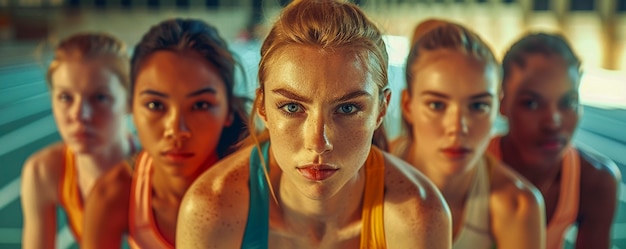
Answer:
[
  {"left": 272, "top": 88, "right": 372, "bottom": 104},
  {"left": 139, "top": 87, "right": 217, "bottom": 98},
  {"left": 420, "top": 91, "right": 493, "bottom": 99}
]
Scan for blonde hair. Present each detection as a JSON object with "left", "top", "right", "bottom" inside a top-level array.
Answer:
[
  {"left": 403, "top": 20, "right": 500, "bottom": 138},
  {"left": 249, "top": 0, "right": 390, "bottom": 150},
  {"left": 47, "top": 33, "right": 130, "bottom": 95}
]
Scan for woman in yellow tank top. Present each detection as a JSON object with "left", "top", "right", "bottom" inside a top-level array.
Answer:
[
  {"left": 493, "top": 32, "right": 622, "bottom": 249},
  {"left": 20, "top": 33, "right": 136, "bottom": 249},
  {"left": 390, "top": 20, "right": 545, "bottom": 249},
  {"left": 177, "top": 1, "right": 451, "bottom": 248}
]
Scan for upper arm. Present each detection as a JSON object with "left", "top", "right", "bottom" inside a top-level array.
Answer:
[
  {"left": 81, "top": 164, "right": 131, "bottom": 249},
  {"left": 575, "top": 152, "right": 621, "bottom": 249},
  {"left": 20, "top": 147, "right": 63, "bottom": 249},
  {"left": 383, "top": 154, "right": 452, "bottom": 249},
  {"left": 490, "top": 164, "right": 546, "bottom": 249},
  {"left": 176, "top": 154, "right": 250, "bottom": 249}
]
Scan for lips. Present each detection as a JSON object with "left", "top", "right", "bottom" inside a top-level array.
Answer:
[
  {"left": 441, "top": 147, "right": 472, "bottom": 159},
  {"left": 296, "top": 164, "right": 339, "bottom": 181},
  {"left": 537, "top": 137, "right": 567, "bottom": 152},
  {"left": 161, "top": 150, "right": 195, "bottom": 162}
]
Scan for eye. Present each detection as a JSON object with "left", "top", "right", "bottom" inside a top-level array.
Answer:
[
  {"left": 336, "top": 103, "right": 359, "bottom": 115},
  {"left": 470, "top": 102, "right": 491, "bottom": 113},
  {"left": 58, "top": 93, "right": 72, "bottom": 103},
  {"left": 520, "top": 99, "right": 539, "bottom": 110},
  {"left": 427, "top": 101, "right": 446, "bottom": 111},
  {"left": 146, "top": 101, "right": 165, "bottom": 111},
  {"left": 95, "top": 93, "right": 112, "bottom": 103},
  {"left": 279, "top": 103, "right": 303, "bottom": 114},
  {"left": 560, "top": 97, "right": 579, "bottom": 111},
  {"left": 193, "top": 101, "right": 211, "bottom": 110}
]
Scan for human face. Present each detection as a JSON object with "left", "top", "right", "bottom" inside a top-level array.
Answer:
[
  {"left": 402, "top": 50, "right": 499, "bottom": 175},
  {"left": 501, "top": 54, "right": 580, "bottom": 166},
  {"left": 133, "top": 51, "right": 232, "bottom": 177},
  {"left": 260, "top": 46, "right": 388, "bottom": 200},
  {"left": 51, "top": 59, "right": 128, "bottom": 154}
]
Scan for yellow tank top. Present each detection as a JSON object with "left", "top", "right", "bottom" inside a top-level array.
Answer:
[
  {"left": 360, "top": 146, "right": 387, "bottom": 248},
  {"left": 59, "top": 146, "right": 84, "bottom": 242}
]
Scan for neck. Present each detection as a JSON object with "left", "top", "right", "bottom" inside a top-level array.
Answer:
[
  {"left": 273, "top": 157, "right": 365, "bottom": 238},
  {"left": 405, "top": 142, "right": 477, "bottom": 205},
  {"left": 151, "top": 152, "right": 219, "bottom": 204},
  {"left": 500, "top": 135, "right": 562, "bottom": 186},
  {"left": 74, "top": 135, "right": 132, "bottom": 178}
]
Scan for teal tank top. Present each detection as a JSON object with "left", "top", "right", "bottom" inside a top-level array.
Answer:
[{"left": 241, "top": 142, "right": 270, "bottom": 249}]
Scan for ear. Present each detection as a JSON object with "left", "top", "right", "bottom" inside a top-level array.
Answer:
[
  {"left": 255, "top": 89, "right": 268, "bottom": 124},
  {"left": 400, "top": 89, "right": 414, "bottom": 126},
  {"left": 376, "top": 88, "right": 391, "bottom": 128},
  {"left": 224, "top": 112, "right": 234, "bottom": 127}
]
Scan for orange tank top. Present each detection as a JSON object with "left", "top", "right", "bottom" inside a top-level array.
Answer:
[
  {"left": 128, "top": 152, "right": 174, "bottom": 249},
  {"left": 59, "top": 146, "right": 84, "bottom": 242},
  {"left": 487, "top": 137, "right": 580, "bottom": 249}
]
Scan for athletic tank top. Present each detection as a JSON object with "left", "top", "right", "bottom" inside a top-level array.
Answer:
[
  {"left": 59, "top": 146, "right": 84, "bottom": 242},
  {"left": 127, "top": 152, "right": 174, "bottom": 249},
  {"left": 453, "top": 156, "right": 495, "bottom": 249},
  {"left": 488, "top": 137, "right": 580, "bottom": 249},
  {"left": 241, "top": 143, "right": 387, "bottom": 248}
]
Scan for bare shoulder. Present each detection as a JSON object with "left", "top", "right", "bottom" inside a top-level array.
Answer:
[
  {"left": 21, "top": 142, "right": 66, "bottom": 198},
  {"left": 577, "top": 146, "right": 621, "bottom": 191},
  {"left": 89, "top": 162, "right": 133, "bottom": 205},
  {"left": 381, "top": 151, "right": 451, "bottom": 248},
  {"left": 177, "top": 145, "right": 253, "bottom": 248},
  {"left": 489, "top": 159, "right": 544, "bottom": 222}
]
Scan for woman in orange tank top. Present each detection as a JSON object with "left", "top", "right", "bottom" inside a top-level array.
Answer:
[
  {"left": 493, "top": 33, "right": 622, "bottom": 249},
  {"left": 81, "top": 18, "right": 249, "bottom": 249},
  {"left": 20, "top": 33, "right": 136, "bottom": 249},
  {"left": 177, "top": 1, "right": 451, "bottom": 248}
]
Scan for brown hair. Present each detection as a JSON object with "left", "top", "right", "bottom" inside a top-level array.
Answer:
[
  {"left": 249, "top": 0, "right": 390, "bottom": 150},
  {"left": 403, "top": 20, "right": 499, "bottom": 138},
  {"left": 47, "top": 33, "right": 130, "bottom": 95}
]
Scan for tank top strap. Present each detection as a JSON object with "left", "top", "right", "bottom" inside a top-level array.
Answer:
[
  {"left": 128, "top": 152, "right": 173, "bottom": 249},
  {"left": 59, "top": 146, "right": 84, "bottom": 242},
  {"left": 360, "top": 146, "right": 386, "bottom": 249},
  {"left": 241, "top": 142, "right": 271, "bottom": 249},
  {"left": 546, "top": 146, "right": 580, "bottom": 249}
]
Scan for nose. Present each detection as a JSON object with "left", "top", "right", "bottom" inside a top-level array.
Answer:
[
  {"left": 542, "top": 105, "right": 562, "bottom": 131},
  {"left": 445, "top": 105, "right": 469, "bottom": 136},
  {"left": 71, "top": 98, "right": 93, "bottom": 122},
  {"left": 304, "top": 113, "right": 333, "bottom": 155},
  {"left": 164, "top": 109, "right": 191, "bottom": 142}
]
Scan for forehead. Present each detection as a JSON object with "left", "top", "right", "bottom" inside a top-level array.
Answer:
[
  {"left": 265, "top": 45, "right": 378, "bottom": 98},
  {"left": 505, "top": 54, "right": 579, "bottom": 96},
  {"left": 134, "top": 50, "right": 225, "bottom": 94},
  {"left": 51, "top": 59, "right": 122, "bottom": 92},
  {"left": 411, "top": 49, "right": 499, "bottom": 95}
]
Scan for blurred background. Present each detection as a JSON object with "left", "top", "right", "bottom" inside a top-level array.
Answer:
[{"left": 0, "top": 0, "right": 625, "bottom": 248}]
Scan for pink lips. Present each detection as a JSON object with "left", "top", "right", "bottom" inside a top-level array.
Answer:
[
  {"left": 297, "top": 164, "right": 339, "bottom": 181},
  {"left": 538, "top": 138, "right": 565, "bottom": 152}
]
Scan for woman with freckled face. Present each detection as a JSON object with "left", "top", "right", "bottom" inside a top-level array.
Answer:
[
  {"left": 20, "top": 33, "right": 136, "bottom": 249},
  {"left": 391, "top": 20, "right": 545, "bottom": 249},
  {"left": 488, "top": 33, "right": 622, "bottom": 249},
  {"left": 176, "top": 1, "right": 451, "bottom": 248},
  {"left": 81, "top": 19, "right": 248, "bottom": 249}
]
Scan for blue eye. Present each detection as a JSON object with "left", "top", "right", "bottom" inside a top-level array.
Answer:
[
  {"left": 146, "top": 101, "right": 164, "bottom": 111},
  {"left": 95, "top": 93, "right": 112, "bottom": 103},
  {"left": 561, "top": 97, "right": 579, "bottom": 111},
  {"left": 280, "top": 103, "right": 302, "bottom": 114},
  {"left": 337, "top": 104, "right": 358, "bottom": 114},
  {"left": 58, "top": 93, "right": 72, "bottom": 102}
]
